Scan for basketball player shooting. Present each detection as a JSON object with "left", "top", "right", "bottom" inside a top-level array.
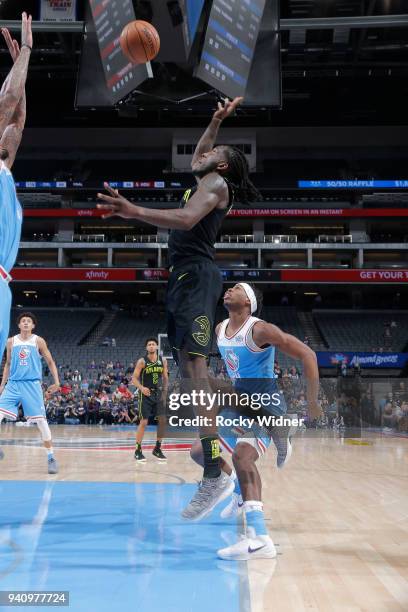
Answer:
[
  {"left": 0, "top": 14, "right": 33, "bottom": 360},
  {"left": 98, "top": 97, "right": 261, "bottom": 519}
]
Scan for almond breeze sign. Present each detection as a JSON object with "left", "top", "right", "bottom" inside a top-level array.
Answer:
[{"left": 316, "top": 352, "right": 408, "bottom": 369}]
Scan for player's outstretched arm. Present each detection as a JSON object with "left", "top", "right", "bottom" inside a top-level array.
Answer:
[
  {"left": 191, "top": 97, "right": 243, "bottom": 177},
  {"left": 0, "top": 13, "right": 32, "bottom": 139},
  {"left": 97, "top": 172, "right": 227, "bottom": 229},
  {"left": 0, "top": 28, "right": 27, "bottom": 168},
  {"left": 37, "top": 337, "right": 60, "bottom": 395},
  {"left": 253, "top": 322, "right": 321, "bottom": 420},
  {"left": 0, "top": 339, "right": 12, "bottom": 394}
]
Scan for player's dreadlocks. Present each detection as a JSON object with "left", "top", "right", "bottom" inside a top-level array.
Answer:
[{"left": 223, "top": 146, "right": 261, "bottom": 205}]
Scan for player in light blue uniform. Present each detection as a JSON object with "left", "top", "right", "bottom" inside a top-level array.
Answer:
[
  {"left": 189, "top": 283, "right": 321, "bottom": 560},
  {"left": 0, "top": 312, "right": 60, "bottom": 473},
  {"left": 0, "top": 17, "right": 33, "bottom": 360}
]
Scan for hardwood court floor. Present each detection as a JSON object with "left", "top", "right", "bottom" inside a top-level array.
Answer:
[{"left": 0, "top": 425, "right": 407, "bottom": 612}]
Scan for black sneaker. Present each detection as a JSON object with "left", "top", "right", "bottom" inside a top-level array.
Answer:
[
  {"left": 152, "top": 446, "right": 167, "bottom": 461},
  {"left": 134, "top": 447, "right": 146, "bottom": 462}
]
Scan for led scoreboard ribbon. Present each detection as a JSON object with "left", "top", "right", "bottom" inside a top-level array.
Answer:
[
  {"left": 196, "top": 0, "right": 266, "bottom": 98},
  {"left": 299, "top": 180, "right": 408, "bottom": 189}
]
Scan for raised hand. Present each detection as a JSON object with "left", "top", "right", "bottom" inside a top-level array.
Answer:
[
  {"left": 97, "top": 182, "right": 137, "bottom": 219},
  {"left": 213, "top": 96, "right": 243, "bottom": 121},
  {"left": 1, "top": 28, "right": 20, "bottom": 63},
  {"left": 21, "top": 12, "right": 33, "bottom": 50}
]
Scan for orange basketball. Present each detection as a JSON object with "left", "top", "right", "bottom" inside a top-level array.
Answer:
[{"left": 120, "top": 20, "right": 160, "bottom": 65}]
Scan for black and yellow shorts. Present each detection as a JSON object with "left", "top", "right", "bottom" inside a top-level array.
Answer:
[
  {"left": 138, "top": 390, "right": 166, "bottom": 420},
  {"left": 166, "top": 258, "right": 223, "bottom": 364}
]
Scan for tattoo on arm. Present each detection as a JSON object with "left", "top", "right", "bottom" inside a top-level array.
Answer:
[
  {"left": 0, "top": 47, "right": 30, "bottom": 136},
  {"left": 191, "top": 117, "right": 222, "bottom": 168}
]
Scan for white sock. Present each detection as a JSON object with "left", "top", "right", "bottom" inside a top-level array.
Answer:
[
  {"left": 46, "top": 447, "right": 54, "bottom": 459},
  {"left": 243, "top": 500, "right": 263, "bottom": 513}
]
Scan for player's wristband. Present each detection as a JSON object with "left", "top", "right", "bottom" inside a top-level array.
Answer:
[{"left": 21, "top": 44, "right": 32, "bottom": 51}]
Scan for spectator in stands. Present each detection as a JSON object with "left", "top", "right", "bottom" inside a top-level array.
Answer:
[
  {"left": 382, "top": 400, "right": 394, "bottom": 432},
  {"left": 353, "top": 359, "right": 361, "bottom": 377},
  {"left": 89, "top": 360, "right": 97, "bottom": 369},
  {"left": 60, "top": 381, "right": 72, "bottom": 395},
  {"left": 72, "top": 370, "right": 82, "bottom": 382},
  {"left": 54, "top": 398, "right": 66, "bottom": 424},
  {"left": 65, "top": 403, "right": 80, "bottom": 425},
  {"left": 117, "top": 403, "right": 132, "bottom": 424},
  {"left": 289, "top": 366, "right": 299, "bottom": 379},
  {"left": 87, "top": 396, "right": 99, "bottom": 425},
  {"left": 106, "top": 361, "right": 114, "bottom": 370},
  {"left": 111, "top": 338, "right": 116, "bottom": 347},
  {"left": 76, "top": 400, "right": 87, "bottom": 424},
  {"left": 397, "top": 401, "right": 408, "bottom": 433},
  {"left": 99, "top": 400, "right": 113, "bottom": 425},
  {"left": 126, "top": 362, "right": 134, "bottom": 375},
  {"left": 81, "top": 379, "right": 89, "bottom": 392},
  {"left": 274, "top": 362, "right": 282, "bottom": 378}
]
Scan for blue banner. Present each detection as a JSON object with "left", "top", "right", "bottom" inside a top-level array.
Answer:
[{"left": 316, "top": 351, "right": 408, "bottom": 368}]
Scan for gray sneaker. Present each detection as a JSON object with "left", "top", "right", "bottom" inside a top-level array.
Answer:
[
  {"left": 48, "top": 457, "right": 59, "bottom": 474},
  {"left": 181, "top": 471, "right": 234, "bottom": 522},
  {"left": 270, "top": 425, "right": 292, "bottom": 469}
]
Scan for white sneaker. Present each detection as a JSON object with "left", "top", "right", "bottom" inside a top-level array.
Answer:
[
  {"left": 218, "top": 534, "right": 277, "bottom": 561},
  {"left": 220, "top": 493, "right": 244, "bottom": 519}
]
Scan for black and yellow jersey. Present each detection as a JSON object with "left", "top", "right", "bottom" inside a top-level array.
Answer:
[
  {"left": 168, "top": 178, "right": 234, "bottom": 267},
  {"left": 141, "top": 353, "right": 164, "bottom": 390}
]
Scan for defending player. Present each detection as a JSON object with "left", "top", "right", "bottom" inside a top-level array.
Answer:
[
  {"left": 189, "top": 283, "right": 321, "bottom": 559},
  {"left": 132, "top": 338, "right": 169, "bottom": 462},
  {"left": 0, "top": 16, "right": 33, "bottom": 359},
  {"left": 97, "top": 97, "right": 262, "bottom": 515},
  {"left": 0, "top": 313, "right": 60, "bottom": 474}
]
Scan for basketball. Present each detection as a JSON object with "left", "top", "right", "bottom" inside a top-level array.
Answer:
[{"left": 120, "top": 20, "right": 160, "bottom": 65}]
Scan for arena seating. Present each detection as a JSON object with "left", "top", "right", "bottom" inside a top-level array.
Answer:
[{"left": 314, "top": 310, "right": 408, "bottom": 351}]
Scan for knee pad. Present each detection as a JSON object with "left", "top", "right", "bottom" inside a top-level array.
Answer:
[{"left": 34, "top": 418, "right": 52, "bottom": 442}]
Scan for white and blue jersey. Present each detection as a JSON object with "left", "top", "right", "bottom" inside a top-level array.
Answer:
[
  {"left": 10, "top": 334, "right": 43, "bottom": 382},
  {"left": 0, "top": 335, "right": 46, "bottom": 421},
  {"left": 217, "top": 316, "right": 286, "bottom": 456},
  {"left": 0, "top": 160, "right": 23, "bottom": 359}
]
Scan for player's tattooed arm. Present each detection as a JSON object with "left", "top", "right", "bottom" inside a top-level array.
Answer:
[
  {"left": 97, "top": 172, "right": 228, "bottom": 229},
  {"left": 0, "top": 14, "right": 32, "bottom": 140},
  {"left": 191, "top": 97, "right": 243, "bottom": 179},
  {"left": 0, "top": 339, "right": 12, "bottom": 394},
  {"left": 0, "top": 93, "right": 25, "bottom": 169},
  {"left": 252, "top": 322, "right": 322, "bottom": 420},
  {"left": 37, "top": 337, "right": 60, "bottom": 395}
]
